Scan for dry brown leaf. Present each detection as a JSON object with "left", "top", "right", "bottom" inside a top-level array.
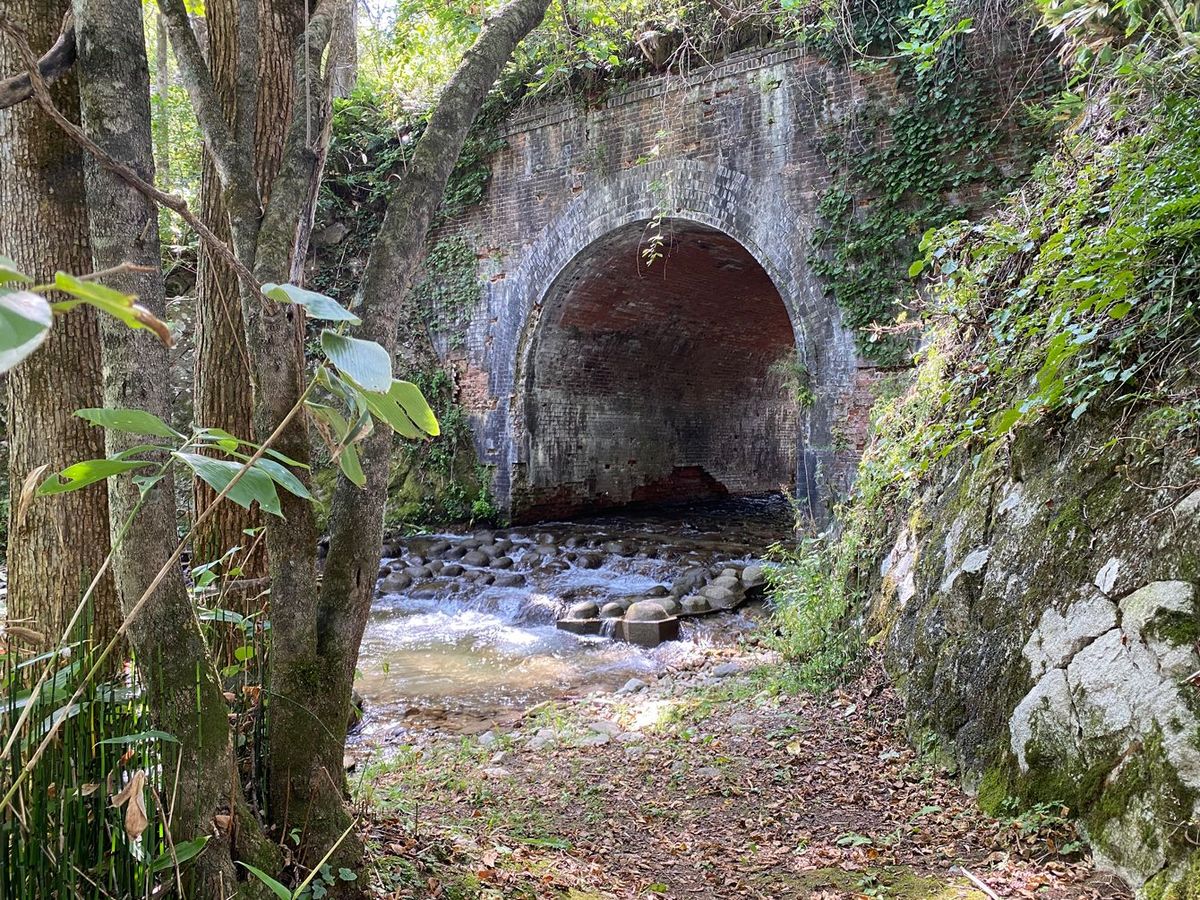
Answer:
[
  {"left": 111, "top": 770, "right": 149, "bottom": 841},
  {"left": 16, "top": 463, "right": 49, "bottom": 531}
]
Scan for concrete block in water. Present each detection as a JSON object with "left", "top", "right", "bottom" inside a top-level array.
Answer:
[
  {"left": 620, "top": 617, "right": 680, "bottom": 647},
  {"left": 556, "top": 617, "right": 602, "bottom": 636}
]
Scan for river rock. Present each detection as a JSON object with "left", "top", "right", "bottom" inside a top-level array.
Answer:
[
  {"left": 741, "top": 564, "right": 766, "bottom": 589},
  {"left": 681, "top": 595, "right": 711, "bottom": 614},
  {"left": 427, "top": 560, "right": 444, "bottom": 574},
  {"left": 426, "top": 539, "right": 451, "bottom": 556},
  {"left": 599, "top": 602, "right": 625, "bottom": 619},
  {"left": 409, "top": 582, "right": 443, "bottom": 598},
  {"left": 534, "top": 532, "right": 556, "bottom": 545},
  {"left": 444, "top": 545, "right": 467, "bottom": 560},
  {"left": 462, "top": 550, "right": 489, "bottom": 567},
  {"left": 405, "top": 565, "right": 432, "bottom": 580},
  {"left": 602, "top": 540, "right": 633, "bottom": 556},
  {"left": 474, "top": 530, "right": 494, "bottom": 544},
  {"left": 567, "top": 601, "right": 600, "bottom": 619},
  {"left": 490, "top": 556, "right": 514, "bottom": 569},
  {"left": 380, "top": 572, "right": 412, "bottom": 593},
  {"left": 646, "top": 585, "right": 670, "bottom": 598},
  {"left": 575, "top": 553, "right": 602, "bottom": 570},
  {"left": 711, "top": 661, "right": 742, "bottom": 678},
  {"left": 476, "top": 572, "right": 495, "bottom": 586},
  {"left": 670, "top": 568, "right": 708, "bottom": 598},
  {"left": 720, "top": 567, "right": 741, "bottom": 579},
  {"left": 493, "top": 572, "right": 526, "bottom": 588},
  {"left": 626, "top": 600, "right": 669, "bottom": 621},
  {"left": 655, "top": 597, "right": 681, "bottom": 616},
  {"left": 701, "top": 581, "right": 742, "bottom": 610},
  {"left": 441, "top": 563, "right": 464, "bottom": 577},
  {"left": 493, "top": 538, "right": 514, "bottom": 554},
  {"left": 617, "top": 677, "right": 648, "bottom": 694}
]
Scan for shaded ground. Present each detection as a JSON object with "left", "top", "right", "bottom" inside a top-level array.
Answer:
[{"left": 355, "top": 648, "right": 1131, "bottom": 900}]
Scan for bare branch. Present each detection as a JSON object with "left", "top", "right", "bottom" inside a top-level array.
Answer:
[
  {"left": 0, "top": 9, "right": 75, "bottom": 110},
  {"left": 0, "top": 19, "right": 262, "bottom": 295},
  {"left": 157, "top": 0, "right": 261, "bottom": 218}
]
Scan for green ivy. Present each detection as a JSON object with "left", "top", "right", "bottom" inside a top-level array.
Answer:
[
  {"left": 807, "top": 7, "right": 1053, "bottom": 363},
  {"left": 411, "top": 236, "right": 481, "bottom": 340}
]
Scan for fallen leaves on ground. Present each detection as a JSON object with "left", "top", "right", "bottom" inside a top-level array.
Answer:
[{"left": 357, "top": 655, "right": 1130, "bottom": 900}]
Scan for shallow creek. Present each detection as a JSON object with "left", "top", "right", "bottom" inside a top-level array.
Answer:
[{"left": 352, "top": 495, "right": 792, "bottom": 739}]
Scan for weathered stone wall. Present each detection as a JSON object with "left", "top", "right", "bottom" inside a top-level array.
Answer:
[
  {"left": 429, "top": 45, "right": 887, "bottom": 520},
  {"left": 877, "top": 408, "right": 1200, "bottom": 893}
]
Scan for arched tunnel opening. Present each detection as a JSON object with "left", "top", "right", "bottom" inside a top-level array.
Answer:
[{"left": 516, "top": 219, "right": 800, "bottom": 520}]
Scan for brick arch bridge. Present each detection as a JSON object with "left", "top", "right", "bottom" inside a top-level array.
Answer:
[{"left": 430, "top": 45, "right": 886, "bottom": 521}]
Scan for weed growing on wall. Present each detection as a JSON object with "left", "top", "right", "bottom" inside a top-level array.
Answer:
[
  {"left": 411, "top": 236, "right": 482, "bottom": 342},
  {"left": 807, "top": 3, "right": 1054, "bottom": 364}
]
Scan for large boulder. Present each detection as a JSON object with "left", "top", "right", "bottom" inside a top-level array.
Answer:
[{"left": 625, "top": 600, "right": 669, "bottom": 621}]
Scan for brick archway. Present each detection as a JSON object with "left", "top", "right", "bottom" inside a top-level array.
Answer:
[{"left": 476, "top": 158, "right": 852, "bottom": 520}]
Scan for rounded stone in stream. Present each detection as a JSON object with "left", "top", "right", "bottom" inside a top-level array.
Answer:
[
  {"left": 490, "top": 556, "right": 514, "bottom": 569},
  {"left": 405, "top": 565, "right": 432, "bottom": 579},
  {"left": 568, "top": 601, "right": 600, "bottom": 619},
  {"left": 599, "top": 602, "right": 625, "bottom": 619},
  {"left": 444, "top": 545, "right": 467, "bottom": 560},
  {"left": 427, "top": 560, "right": 444, "bottom": 575},
  {"left": 602, "top": 540, "right": 632, "bottom": 556},
  {"left": 720, "top": 567, "right": 741, "bottom": 579},
  {"left": 646, "top": 585, "right": 670, "bottom": 598},
  {"left": 493, "top": 572, "right": 526, "bottom": 588},
  {"left": 462, "top": 550, "right": 489, "bottom": 567},
  {"left": 409, "top": 582, "right": 443, "bottom": 598},
  {"left": 493, "top": 538, "right": 514, "bottom": 554},
  {"left": 699, "top": 583, "right": 740, "bottom": 609},
  {"left": 575, "top": 553, "right": 602, "bottom": 570},
  {"left": 476, "top": 572, "right": 495, "bottom": 586},
  {"left": 534, "top": 532, "right": 556, "bottom": 545},
  {"left": 625, "top": 600, "right": 669, "bottom": 621},
  {"left": 681, "top": 595, "right": 711, "bottom": 614},
  {"left": 379, "top": 572, "right": 412, "bottom": 593},
  {"left": 426, "top": 539, "right": 451, "bottom": 555},
  {"left": 473, "top": 530, "right": 495, "bottom": 544},
  {"left": 653, "top": 597, "right": 681, "bottom": 616},
  {"left": 741, "top": 564, "right": 766, "bottom": 589},
  {"left": 670, "top": 568, "right": 708, "bottom": 598},
  {"left": 441, "top": 563, "right": 464, "bottom": 577}
]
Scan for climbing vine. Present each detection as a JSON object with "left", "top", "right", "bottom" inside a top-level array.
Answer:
[
  {"left": 807, "top": 1, "right": 1054, "bottom": 363},
  {"left": 410, "top": 236, "right": 482, "bottom": 343}
]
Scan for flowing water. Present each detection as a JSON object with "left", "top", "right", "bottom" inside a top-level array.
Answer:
[{"left": 353, "top": 494, "right": 793, "bottom": 739}]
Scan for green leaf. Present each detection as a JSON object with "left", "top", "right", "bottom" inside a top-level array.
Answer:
[
  {"left": 320, "top": 331, "right": 392, "bottom": 392},
  {"left": 52, "top": 273, "right": 173, "bottom": 346},
  {"left": 262, "top": 282, "right": 361, "bottom": 324},
  {"left": 97, "top": 729, "right": 180, "bottom": 746},
  {"left": 38, "top": 458, "right": 154, "bottom": 495},
  {"left": 237, "top": 863, "right": 292, "bottom": 900},
  {"left": 233, "top": 645, "right": 255, "bottom": 662},
  {"left": 338, "top": 442, "right": 365, "bottom": 487},
  {"left": 253, "top": 458, "right": 314, "bottom": 501},
  {"left": 148, "top": 836, "right": 211, "bottom": 874},
  {"left": 907, "top": 258, "right": 926, "bottom": 278},
  {"left": 76, "top": 407, "right": 180, "bottom": 439},
  {"left": 0, "top": 290, "right": 53, "bottom": 372},
  {"left": 388, "top": 381, "right": 439, "bottom": 436},
  {"left": 175, "top": 452, "right": 282, "bottom": 517},
  {"left": 0, "top": 255, "right": 33, "bottom": 285},
  {"left": 363, "top": 387, "right": 422, "bottom": 438}
]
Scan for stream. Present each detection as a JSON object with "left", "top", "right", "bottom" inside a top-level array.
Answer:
[{"left": 353, "top": 494, "right": 793, "bottom": 740}]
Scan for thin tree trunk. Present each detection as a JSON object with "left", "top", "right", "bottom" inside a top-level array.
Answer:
[
  {"left": 329, "top": 0, "right": 356, "bottom": 99},
  {"left": 298, "top": 0, "right": 550, "bottom": 870},
  {"left": 154, "top": 11, "right": 169, "bottom": 184},
  {"left": 0, "top": 0, "right": 118, "bottom": 651},
  {"left": 70, "top": 0, "right": 277, "bottom": 891},
  {"left": 192, "top": 0, "right": 262, "bottom": 579}
]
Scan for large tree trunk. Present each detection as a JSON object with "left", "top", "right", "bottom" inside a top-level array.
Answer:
[
  {"left": 295, "top": 0, "right": 550, "bottom": 869},
  {"left": 0, "top": 0, "right": 118, "bottom": 651},
  {"left": 70, "top": 0, "right": 277, "bottom": 892}
]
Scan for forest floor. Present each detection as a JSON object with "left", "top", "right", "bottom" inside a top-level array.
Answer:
[{"left": 354, "top": 645, "right": 1131, "bottom": 900}]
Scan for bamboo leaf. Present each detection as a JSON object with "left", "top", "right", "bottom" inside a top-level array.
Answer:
[
  {"left": 320, "top": 331, "right": 392, "bottom": 392},
  {"left": 76, "top": 407, "right": 180, "bottom": 439},
  {"left": 262, "top": 282, "right": 361, "bottom": 324},
  {"left": 174, "top": 452, "right": 282, "bottom": 517},
  {"left": 389, "top": 380, "right": 439, "bottom": 436},
  {"left": 148, "top": 836, "right": 211, "bottom": 874},
  {"left": 52, "top": 273, "right": 174, "bottom": 347},
  {"left": 0, "top": 289, "right": 52, "bottom": 372},
  {"left": 96, "top": 729, "right": 179, "bottom": 746},
  {"left": 253, "top": 458, "right": 314, "bottom": 501},
  {"left": 38, "top": 458, "right": 154, "bottom": 495},
  {"left": 237, "top": 863, "right": 292, "bottom": 900}
]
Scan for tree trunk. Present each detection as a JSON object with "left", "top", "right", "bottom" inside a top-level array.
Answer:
[
  {"left": 297, "top": 0, "right": 550, "bottom": 870},
  {"left": 71, "top": 0, "right": 277, "bottom": 892},
  {"left": 329, "top": 0, "right": 356, "bottom": 99},
  {"left": 0, "top": 0, "right": 118, "bottom": 651},
  {"left": 192, "top": 0, "right": 262, "bottom": 579}
]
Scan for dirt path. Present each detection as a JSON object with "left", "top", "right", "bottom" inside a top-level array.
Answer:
[{"left": 356, "top": 648, "right": 1130, "bottom": 899}]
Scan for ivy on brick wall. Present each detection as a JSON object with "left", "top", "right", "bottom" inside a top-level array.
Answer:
[{"left": 807, "top": 3, "right": 1055, "bottom": 364}]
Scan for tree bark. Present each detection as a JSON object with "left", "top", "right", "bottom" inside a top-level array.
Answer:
[
  {"left": 70, "top": 0, "right": 277, "bottom": 892},
  {"left": 301, "top": 0, "right": 550, "bottom": 867},
  {"left": 0, "top": 0, "right": 118, "bottom": 651},
  {"left": 0, "top": 9, "right": 74, "bottom": 110}
]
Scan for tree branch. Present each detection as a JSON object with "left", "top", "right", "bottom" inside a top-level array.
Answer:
[
  {"left": 0, "top": 9, "right": 75, "bottom": 110},
  {"left": 0, "top": 19, "right": 263, "bottom": 295},
  {"left": 157, "top": 0, "right": 261, "bottom": 219}
]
